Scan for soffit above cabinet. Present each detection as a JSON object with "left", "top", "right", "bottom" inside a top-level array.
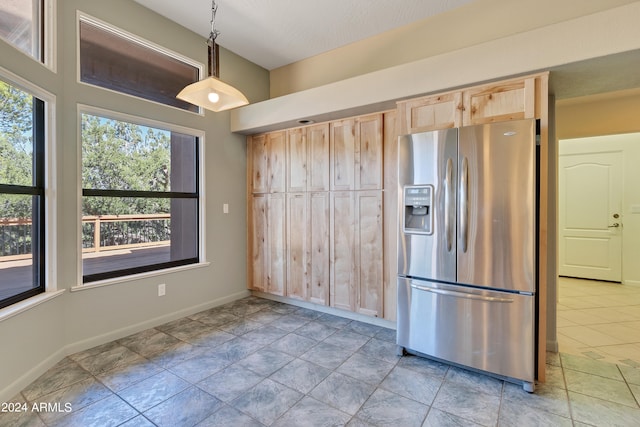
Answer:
[{"left": 230, "top": 3, "right": 640, "bottom": 135}]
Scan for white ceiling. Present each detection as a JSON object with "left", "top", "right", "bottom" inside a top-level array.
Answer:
[{"left": 133, "top": 0, "right": 475, "bottom": 70}]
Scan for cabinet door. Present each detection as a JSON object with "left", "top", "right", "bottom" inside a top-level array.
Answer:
[
  {"left": 249, "top": 194, "right": 268, "bottom": 291},
  {"left": 330, "top": 191, "right": 355, "bottom": 311},
  {"left": 249, "top": 134, "right": 268, "bottom": 193},
  {"left": 268, "top": 131, "right": 286, "bottom": 193},
  {"left": 397, "top": 92, "right": 462, "bottom": 135},
  {"left": 287, "top": 193, "right": 307, "bottom": 300},
  {"left": 308, "top": 192, "right": 330, "bottom": 306},
  {"left": 330, "top": 119, "right": 356, "bottom": 191},
  {"left": 356, "top": 191, "right": 383, "bottom": 317},
  {"left": 307, "top": 123, "right": 330, "bottom": 191},
  {"left": 356, "top": 114, "right": 383, "bottom": 190},
  {"left": 463, "top": 77, "right": 535, "bottom": 125},
  {"left": 287, "top": 128, "right": 307, "bottom": 192},
  {"left": 268, "top": 193, "right": 286, "bottom": 295}
]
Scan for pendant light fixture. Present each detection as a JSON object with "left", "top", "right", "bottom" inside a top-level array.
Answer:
[{"left": 177, "top": 0, "right": 249, "bottom": 112}]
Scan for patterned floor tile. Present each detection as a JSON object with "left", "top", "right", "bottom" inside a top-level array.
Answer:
[
  {"left": 230, "top": 379, "right": 302, "bottom": 425},
  {"left": 270, "top": 358, "right": 331, "bottom": 394},
  {"left": 197, "top": 364, "right": 265, "bottom": 402},
  {"left": 310, "top": 372, "right": 375, "bottom": 415},
  {"left": 355, "top": 388, "right": 428, "bottom": 427},
  {"left": 143, "top": 386, "right": 221, "bottom": 427}
]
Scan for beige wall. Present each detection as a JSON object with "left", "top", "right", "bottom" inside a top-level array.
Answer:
[
  {"left": 556, "top": 89, "right": 640, "bottom": 139},
  {"left": 0, "top": 0, "right": 269, "bottom": 401},
  {"left": 270, "top": 0, "right": 637, "bottom": 97}
]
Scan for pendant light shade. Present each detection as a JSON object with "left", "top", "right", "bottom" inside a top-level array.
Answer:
[
  {"left": 177, "top": 74, "right": 249, "bottom": 112},
  {"left": 177, "top": 0, "right": 249, "bottom": 112}
]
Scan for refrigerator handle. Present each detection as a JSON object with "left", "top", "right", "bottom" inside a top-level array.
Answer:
[
  {"left": 460, "top": 157, "right": 469, "bottom": 253},
  {"left": 411, "top": 283, "right": 514, "bottom": 303},
  {"left": 444, "top": 158, "right": 454, "bottom": 252}
]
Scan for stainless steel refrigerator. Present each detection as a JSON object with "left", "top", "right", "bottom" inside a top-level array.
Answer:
[{"left": 396, "top": 119, "right": 537, "bottom": 392}]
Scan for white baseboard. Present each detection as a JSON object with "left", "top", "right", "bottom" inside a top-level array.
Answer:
[
  {"left": 251, "top": 291, "right": 396, "bottom": 330},
  {"left": 0, "top": 290, "right": 250, "bottom": 403},
  {"left": 0, "top": 347, "right": 67, "bottom": 404},
  {"left": 63, "top": 290, "right": 250, "bottom": 356},
  {"left": 624, "top": 279, "right": 640, "bottom": 287}
]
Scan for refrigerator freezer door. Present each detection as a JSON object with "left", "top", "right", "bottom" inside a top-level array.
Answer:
[
  {"left": 457, "top": 119, "right": 536, "bottom": 293},
  {"left": 396, "top": 277, "right": 535, "bottom": 384},
  {"left": 398, "top": 129, "right": 457, "bottom": 282}
]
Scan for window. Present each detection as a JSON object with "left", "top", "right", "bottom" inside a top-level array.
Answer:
[
  {"left": 80, "top": 111, "right": 200, "bottom": 283},
  {"left": 0, "top": 79, "right": 45, "bottom": 309},
  {"left": 0, "top": 0, "right": 43, "bottom": 61},
  {"left": 79, "top": 16, "right": 200, "bottom": 112}
]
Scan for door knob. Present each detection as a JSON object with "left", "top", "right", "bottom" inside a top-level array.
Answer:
[{"left": 608, "top": 223, "right": 620, "bottom": 228}]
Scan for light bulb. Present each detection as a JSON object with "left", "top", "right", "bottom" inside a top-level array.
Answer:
[{"left": 208, "top": 91, "right": 220, "bottom": 103}]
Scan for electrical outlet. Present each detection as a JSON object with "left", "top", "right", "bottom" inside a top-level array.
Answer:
[
  {"left": 158, "top": 283, "right": 166, "bottom": 296},
  {"left": 223, "top": 203, "right": 229, "bottom": 214}
]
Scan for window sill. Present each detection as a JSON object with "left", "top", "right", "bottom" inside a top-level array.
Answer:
[
  {"left": 70, "top": 261, "right": 211, "bottom": 292},
  {"left": 0, "top": 290, "right": 66, "bottom": 323}
]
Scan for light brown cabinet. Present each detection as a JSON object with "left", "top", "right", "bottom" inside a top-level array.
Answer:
[
  {"left": 308, "top": 192, "right": 330, "bottom": 306},
  {"left": 287, "top": 123, "right": 330, "bottom": 192},
  {"left": 286, "top": 193, "right": 307, "bottom": 300},
  {"left": 330, "top": 190, "right": 383, "bottom": 317},
  {"left": 397, "top": 74, "right": 544, "bottom": 135},
  {"left": 248, "top": 113, "right": 385, "bottom": 318},
  {"left": 284, "top": 191, "right": 330, "bottom": 304},
  {"left": 397, "top": 91, "right": 463, "bottom": 135},
  {"left": 463, "top": 77, "right": 536, "bottom": 125},
  {"left": 330, "top": 114, "right": 383, "bottom": 191},
  {"left": 249, "top": 193, "right": 286, "bottom": 296},
  {"left": 248, "top": 131, "right": 286, "bottom": 193}
]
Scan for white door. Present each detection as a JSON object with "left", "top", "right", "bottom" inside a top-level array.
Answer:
[{"left": 558, "top": 151, "right": 623, "bottom": 282}]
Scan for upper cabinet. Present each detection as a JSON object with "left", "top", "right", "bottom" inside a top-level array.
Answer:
[
  {"left": 287, "top": 123, "right": 330, "bottom": 193},
  {"left": 248, "top": 131, "right": 286, "bottom": 193},
  {"left": 397, "top": 73, "right": 546, "bottom": 135},
  {"left": 397, "top": 91, "right": 463, "bottom": 135},
  {"left": 463, "top": 76, "right": 536, "bottom": 125},
  {"left": 330, "top": 113, "right": 383, "bottom": 191}
]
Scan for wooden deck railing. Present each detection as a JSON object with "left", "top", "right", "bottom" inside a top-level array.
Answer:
[{"left": 0, "top": 214, "right": 171, "bottom": 261}]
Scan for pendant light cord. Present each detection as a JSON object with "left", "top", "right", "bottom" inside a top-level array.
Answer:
[{"left": 208, "top": 0, "right": 220, "bottom": 77}]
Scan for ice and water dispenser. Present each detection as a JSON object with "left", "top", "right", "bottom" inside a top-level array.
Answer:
[{"left": 403, "top": 185, "right": 433, "bottom": 234}]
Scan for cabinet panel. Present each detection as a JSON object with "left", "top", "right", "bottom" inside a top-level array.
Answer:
[
  {"left": 249, "top": 134, "right": 268, "bottom": 193},
  {"left": 356, "top": 114, "right": 383, "bottom": 190},
  {"left": 250, "top": 194, "right": 268, "bottom": 291},
  {"left": 382, "top": 110, "right": 398, "bottom": 321},
  {"left": 287, "top": 193, "right": 307, "bottom": 300},
  {"left": 268, "top": 193, "right": 286, "bottom": 295},
  {"left": 463, "top": 77, "right": 535, "bottom": 125},
  {"left": 268, "top": 131, "right": 286, "bottom": 193},
  {"left": 330, "top": 119, "right": 356, "bottom": 191},
  {"left": 398, "top": 92, "right": 462, "bottom": 135},
  {"left": 309, "top": 192, "right": 329, "bottom": 306},
  {"left": 307, "top": 123, "right": 330, "bottom": 191},
  {"left": 287, "top": 128, "right": 307, "bottom": 192},
  {"left": 330, "top": 191, "right": 355, "bottom": 311},
  {"left": 356, "top": 191, "right": 383, "bottom": 317}
]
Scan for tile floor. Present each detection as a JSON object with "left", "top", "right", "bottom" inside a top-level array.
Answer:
[
  {"left": 3, "top": 295, "right": 640, "bottom": 426},
  {"left": 557, "top": 276, "right": 640, "bottom": 368}
]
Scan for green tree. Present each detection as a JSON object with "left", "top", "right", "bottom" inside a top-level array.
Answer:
[
  {"left": 81, "top": 114, "right": 171, "bottom": 216},
  {"left": 0, "top": 81, "right": 33, "bottom": 220}
]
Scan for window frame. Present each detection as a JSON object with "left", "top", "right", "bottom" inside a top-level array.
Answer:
[
  {"left": 76, "top": 12, "right": 204, "bottom": 114},
  {"left": 77, "top": 105, "right": 206, "bottom": 285},
  {"left": 0, "top": 0, "right": 57, "bottom": 71},
  {"left": 0, "top": 65, "right": 56, "bottom": 310}
]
